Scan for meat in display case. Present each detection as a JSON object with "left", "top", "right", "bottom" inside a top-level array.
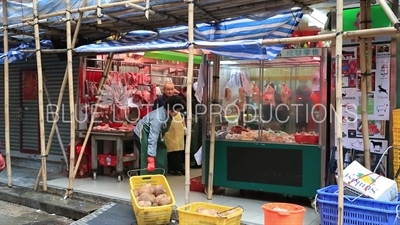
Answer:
[
  {"left": 203, "top": 48, "right": 329, "bottom": 198},
  {"left": 212, "top": 55, "right": 325, "bottom": 146}
]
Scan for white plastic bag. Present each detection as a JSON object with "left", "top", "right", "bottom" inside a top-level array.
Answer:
[{"left": 194, "top": 146, "right": 202, "bottom": 165}]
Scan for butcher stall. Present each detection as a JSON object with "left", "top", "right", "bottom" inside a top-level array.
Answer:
[
  {"left": 203, "top": 47, "right": 330, "bottom": 198},
  {"left": 77, "top": 52, "right": 201, "bottom": 181}
]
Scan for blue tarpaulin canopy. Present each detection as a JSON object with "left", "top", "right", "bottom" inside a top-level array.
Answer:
[
  {"left": 75, "top": 8, "right": 303, "bottom": 60},
  {"left": 0, "top": 40, "right": 53, "bottom": 64},
  {"left": 0, "top": 0, "right": 115, "bottom": 27},
  {"left": 0, "top": 7, "right": 303, "bottom": 63}
]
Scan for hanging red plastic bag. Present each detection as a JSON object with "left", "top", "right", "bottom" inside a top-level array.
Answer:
[
  {"left": 0, "top": 153, "right": 5, "bottom": 173},
  {"left": 0, "top": 141, "right": 4, "bottom": 172}
]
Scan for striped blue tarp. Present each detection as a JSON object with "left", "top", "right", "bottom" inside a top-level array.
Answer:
[
  {"left": 76, "top": 8, "right": 303, "bottom": 60},
  {"left": 0, "top": 40, "right": 53, "bottom": 64}
]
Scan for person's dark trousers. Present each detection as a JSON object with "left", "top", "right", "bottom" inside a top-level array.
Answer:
[
  {"left": 133, "top": 133, "right": 141, "bottom": 169},
  {"left": 168, "top": 150, "right": 185, "bottom": 175}
]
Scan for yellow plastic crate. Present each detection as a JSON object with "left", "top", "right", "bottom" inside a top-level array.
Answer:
[
  {"left": 393, "top": 148, "right": 400, "bottom": 170},
  {"left": 177, "top": 202, "right": 243, "bottom": 225},
  {"left": 393, "top": 109, "right": 400, "bottom": 128},
  {"left": 396, "top": 177, "right": 400, "bottom": 190},
  {"left": 129, "top": 175, "right": 176, "bottom": 225},
  {"left": 393, "top": 128, "right": 400, "bottom": 146},
  {"left": 393, "top": 147, "right": 400, "bottom": 190}
]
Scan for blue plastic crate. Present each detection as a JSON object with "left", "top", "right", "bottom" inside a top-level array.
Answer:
[{"left": 316, "top": 185, "right": 400, "bottom": 225}]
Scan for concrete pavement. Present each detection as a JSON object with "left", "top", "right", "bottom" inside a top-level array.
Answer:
[{"left": 0, "top": 200, "right": 73, "bottom": 225}]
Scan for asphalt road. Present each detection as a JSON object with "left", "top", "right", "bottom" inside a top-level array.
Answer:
[{"left": 0, "top": 200, "right": 73, "bottom": 225}]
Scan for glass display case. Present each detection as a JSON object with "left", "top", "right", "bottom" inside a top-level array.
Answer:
[
  {"left": 202, "top": 48, "right": 330, "bottom": 198},
  {"left": 208, "top": 52, "right": 328, "bottom": 146}
]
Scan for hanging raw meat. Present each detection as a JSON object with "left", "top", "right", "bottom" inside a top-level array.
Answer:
[
  {"left": 128, "top": 72, "right": 139, "bottom": 87},
  {"left": 104, "top": 78, "right": 111, "bottom": 86},
  {"left": 223, "top": 71, "right": 241, "bottom": 102},
  {"left": 224, "top": 88, "right": 232, "bottom": 102},
  {"left": 115, "top": 106, "right": 130, "bottom": 121},
  {"left": 120, "top": 72, "right": 128, "bottom": 85},
  {"left": 95, "top": 106, "right": 111, "bottom": 119},
  {"left": 109, "top": 71, "right": 120, "bottom": 84},
  {"left": 88, "top": 81, "right": 98, "bottom": 99},
  {"left": 126, "top": 84, "right": 135, "bottom": 94},
  {"left": 80, "top": 103, "right": 91, "bottom": 114},
  {"left": 240, "top": 71, "right": 252, "bottom": 95},
  {"left": 150, "top": 84, "right": 157, "bottom": 102},
  {"left": 236, "top": 87, "right": 246, "bottom": 112},
  {"left": 143, "top": 74, "right": 151, "bottom": 84},
  {"left": 142, "top": 90, "right": 151, "bottom": 103},
  {"left": 281, "top": 82, "right": 291, "bottom": 104},
  {"left": 222, "top": 70, "right": 251, "bottom": 110},
  {"left": 133, "top": 90, "right": 143, "bottom": 103},
  {"left": 139, "top": 73, "right": 143, "bottom": 85},
  {"left": 251, "top": 82, "right": 260, "bottom": 103},
  {"left": 263, "top": 82, "right": 276, "bottom": 106}
]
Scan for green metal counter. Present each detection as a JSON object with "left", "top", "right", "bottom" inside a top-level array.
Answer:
[{"left": 204, "top": 140, "right": 322, "bottom": 198}]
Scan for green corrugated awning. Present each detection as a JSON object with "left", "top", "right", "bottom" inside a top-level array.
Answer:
[
  {"left": 343, "top": 5, "right": 391, "bottom": 31},
  {"left": 144, "top": 51, "right": 203, "bottom": 64}
]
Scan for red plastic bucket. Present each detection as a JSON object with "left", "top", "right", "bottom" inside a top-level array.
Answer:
[{"left": 262, "top": 203, "right": 306, "bottom": 225}]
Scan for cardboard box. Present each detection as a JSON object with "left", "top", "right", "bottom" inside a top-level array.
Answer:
[{"left": 343, "top": 161, "right": 398, "bottom": 202}]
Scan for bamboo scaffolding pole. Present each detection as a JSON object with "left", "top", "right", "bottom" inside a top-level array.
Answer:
[
  {"left": 69, "top": 53, "right": 114, "bottom": 193},
  {"left": 26, "top": 21, "right": 69, "bottom": 36},
  {"left": 183, "top": 0, "right": 194, "bottom": 205},
  {"left": 106, "top": 0, "right": 184, "bottom": 14},
  {"left": 32, "top": 0, "right": 48, "bottom": 192},
  {"left": 66, "top": 0, "right": 77, "bottom": 199},
  {"left": 366, "top": 3, "right": 373, "bottom": 95},
  {"left": 376, "top": 0, "right": 400, "bottom": 30},
  {"left": 52, "top": 18, "right": 116, "bottom": 34},
  {"left": 359, "top": 1, "right": 372, "bottom": 170},
  {"left": 145, "top": 0, "right": 150, "bottom": 19},
  {"left": 20, "top": 49, "right": 75, "bottom": 53},
  {"left": 21, "top": 0, "right": 144, "bottom": 22},
  {"left": 33, "top": 0, "right": 88, "bottom": 192},
  {"left": 43, "top": 74, "right": 67, "bottom": 170},
  {"left": 260, "top": 27, "right": 400, "bottom": 45},
  {"left": 3, "top": 0, "right": 12, "bottom": 188},
  {"left": 168, "top": 0, "right": 278, "bottom": 14},
  {"left": 364, "top": 1, "right": 374, "bottom": 169},
  {"left": 335, "top": 0, "right": 345, "bottom": 224},
  {"left": 97, "top": 0, "right": 102, "bottom": 25},
  {"left": 0, "top": 19, "right": 47, "bottom": 30},
  {"left": 207, "top": 55, "right": 220, "bottom": 200},
  {"left": 196, "top": 6, "right": 293, "bottom": 19},
  {"left": 125, "top": 3, "right": 171, "bottom": 21},
  {"left": 192, "top": 2, "right": 219, "bottom": 21}
]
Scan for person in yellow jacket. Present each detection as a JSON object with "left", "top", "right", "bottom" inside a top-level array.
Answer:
[
  {"left": 153, "top": 82, "right": 186, "bottom": 175},
  {"left": 163, "top": 112, "right": 186, "bottom": 175}
]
